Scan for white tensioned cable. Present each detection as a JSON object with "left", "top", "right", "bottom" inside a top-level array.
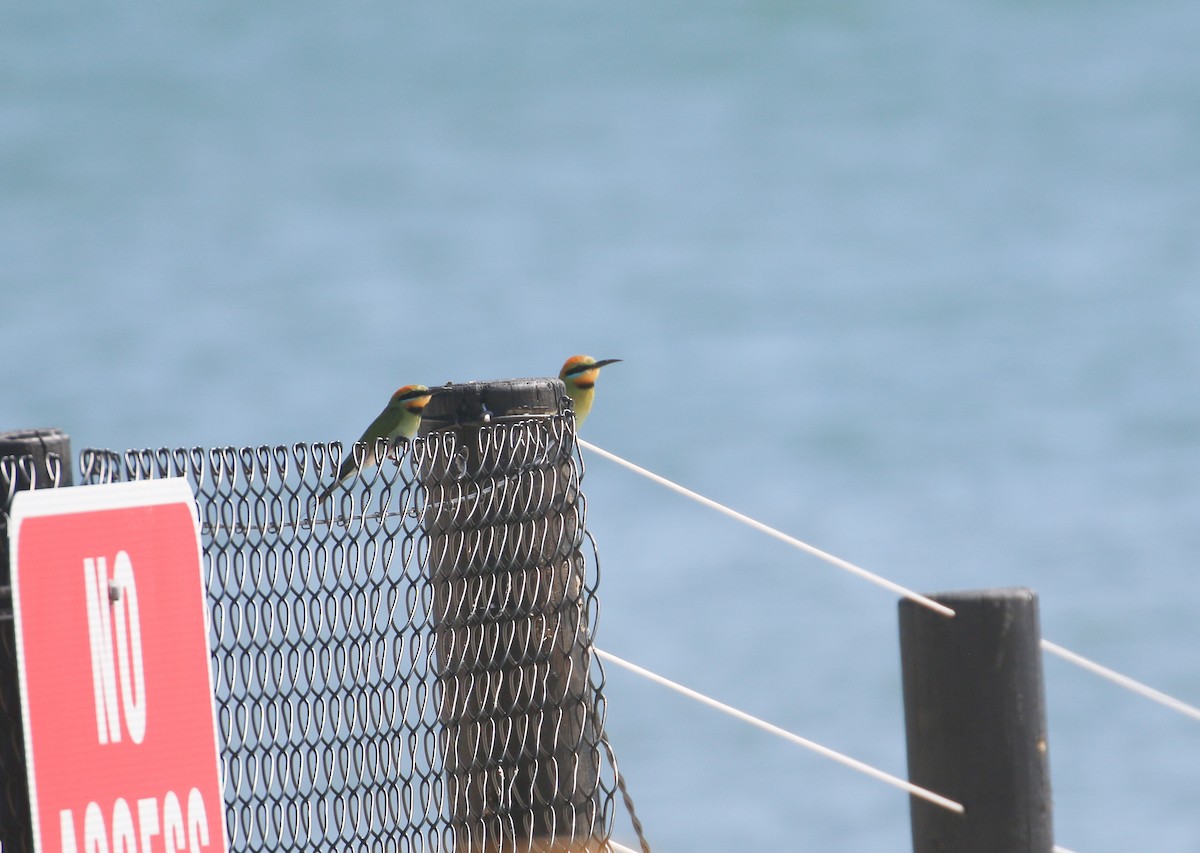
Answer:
[
  {"left": 599, "top": 650, "right": 1087, "bottom": 853},
  {"left": 581, "top": 440, "right": 1200, "bottom": 726},
  {"left": 1041, "top": 640, "right": 1200, "bottom": 723},
  {"left": 578, "top": 440, "right": 956, "bottom": 618},
  {"left": 595, "top": 648, "right": 964, "bottom": 813}
]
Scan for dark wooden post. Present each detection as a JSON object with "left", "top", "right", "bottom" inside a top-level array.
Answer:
[
  {"left": 899, "top": 588, "right": 1054, "bottom": 853},
  {"left": 418, "top": 380, "right": 605, "bottom": 853},
  {"left": 0, "top": 428, "right": 72, "bottom": 853}
]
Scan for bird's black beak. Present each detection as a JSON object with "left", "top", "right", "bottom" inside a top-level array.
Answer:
[{"left": 593, "top": 358, "right": 622, "bottom": 369}]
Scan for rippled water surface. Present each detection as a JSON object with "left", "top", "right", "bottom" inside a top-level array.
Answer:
[{"left": 3, "top": 3, "right": 1199, "bottom": 850}]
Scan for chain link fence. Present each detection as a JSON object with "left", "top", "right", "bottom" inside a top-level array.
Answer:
[{"left": 1, "top": 412, "right": 629, "bottom": 852}]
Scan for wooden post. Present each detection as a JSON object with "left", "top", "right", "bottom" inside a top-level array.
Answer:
[
  {"left": 418, "top": 380, "right": 605, "bottom": 853},
  {"left": 899, "top": 588, "right": 1054, "bottom": 853},
  {"left": 0, "top": 428, "right": 72, "bottom": 853}
]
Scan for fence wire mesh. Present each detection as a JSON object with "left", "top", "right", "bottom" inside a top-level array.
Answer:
[{"left": 18, "top": 414, "right": 625, "bottom": 852}]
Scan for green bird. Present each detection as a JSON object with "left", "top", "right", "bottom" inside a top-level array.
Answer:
[
  {"left": 320, "top": 384, "right": 434, "bottom": 500},
  {"left": 559, "top": 355, "right": 621, "bottom": 426}
]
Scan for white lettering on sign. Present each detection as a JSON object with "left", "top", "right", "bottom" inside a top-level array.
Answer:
[
  {"left": 83, "top": 552, "right": 147, "bottom": 745},
  {"left": 84, "top": 801, "right": 104, "bottom": 853},
  {"left": 57, "top": 789, "right": 212, "bottom": 853},
  {"left": 162, "top": 791, "right": 185, "bottom": 852},
  {"left": 111, "top": 798, "right": 135, "bottom": 853}
]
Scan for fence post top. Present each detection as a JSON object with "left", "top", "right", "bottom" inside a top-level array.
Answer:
[
  {"left": 420, "top": 377, "right": 568, "bottom": 434},
  {"left": 900, "top": 587, "right": 1038, "bottom": 611}
]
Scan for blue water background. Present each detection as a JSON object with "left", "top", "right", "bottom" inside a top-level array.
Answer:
[{"left": 3, "top": 3, "right": 1199, "bottom": 850}]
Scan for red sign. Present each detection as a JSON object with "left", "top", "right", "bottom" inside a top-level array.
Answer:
[{"left": 9, "top": 479, "right": 228, "bottom": 853}]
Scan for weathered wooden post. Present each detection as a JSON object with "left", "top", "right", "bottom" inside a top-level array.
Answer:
[
  {"left": 418, "top": 380, "right": 606, "bottom": 853},
  {"left": 899, "top": 587, "right": 1054, "bottom": 853},
  {"left": 0, "top": 428, "right": 72, "bottom": 853}
]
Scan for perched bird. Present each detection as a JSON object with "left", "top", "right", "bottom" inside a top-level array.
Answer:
[
  {"left": 559, "top": 355, "right": 621, "bottom": 426},
  {"left": 319, "top": 384, "right": 434, "bottom": 500}
]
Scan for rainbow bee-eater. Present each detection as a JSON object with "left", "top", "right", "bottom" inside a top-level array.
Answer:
[
  {"left": 319, "top": 384, "right": 435, "bottom": 500},
  {"left": 559, "top": 355, "right": 621, "bottom": 426}
]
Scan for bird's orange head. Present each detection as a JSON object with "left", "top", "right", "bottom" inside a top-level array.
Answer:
[
  {"left": 559, "top": 355, "right": 621, "bottom": 390},
  {"left": 390, "top": 384, "right": 435, "bottom": 414}
]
